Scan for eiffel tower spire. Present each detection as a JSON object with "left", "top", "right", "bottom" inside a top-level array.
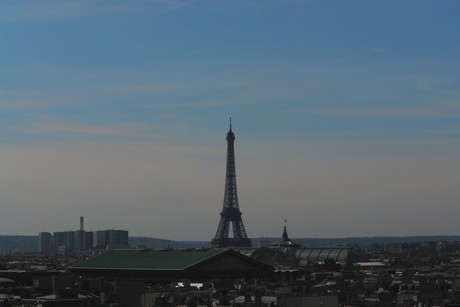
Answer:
[{"left": 211, "top": 120, "right": 252, "bottom": 248}]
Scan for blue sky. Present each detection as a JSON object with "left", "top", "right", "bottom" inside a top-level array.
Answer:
[{"left": 1, "top": 1, "right": 459, "bottom": 240}]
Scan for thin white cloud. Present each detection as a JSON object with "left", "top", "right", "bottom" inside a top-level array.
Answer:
[
  {"left": 0, "top": 99, "right": 61, "bottom": 111},
  {"left": 0, "top": 81, "right": 170, "bottom": 111},
  {"left": 13, "top": 117, "right": 224, "bottom": 146},
  {"left": 314, "top": 101, "right": 460, "bottom": 118},
  {"left": 0, "top": 88, "right": 95, "bottom": 111},
  {"left": 0, "top": 0, "right": 198, "bottom": 22},
  {"left": 103, "top": 83, "right": 172, "bottom": 95},
  {"left": 0, "top": 1, "right": 103, "bottom": 22},
  {"left": 16, "top": 118, "right": 165, "bottom": 139},
  {"left": 424, "top": 126, "right": 460, "bottom": 137},
  {"left": 366, "top": 46, "right": 391, "bottom": 54},
  {"left": 33, "top": 122, "right": 150, "bottom": 138},
  {"left": 160, "top": 0, "right": 200, "bottom": 13},
  {"left": 414, "top": 75, "right": 458, "bottom": 93}
]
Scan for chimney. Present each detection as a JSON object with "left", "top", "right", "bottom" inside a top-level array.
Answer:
[{"left": 80, "top": 216, "right": 84, "bottom": 231}]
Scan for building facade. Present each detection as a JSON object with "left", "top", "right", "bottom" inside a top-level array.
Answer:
[{"left": 38, "top": 232, "right": 54, "bottom": 254}]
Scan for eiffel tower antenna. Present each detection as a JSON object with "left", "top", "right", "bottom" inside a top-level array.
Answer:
[{"left": 211, "top": 121, "right": 251, "bottom": 248}]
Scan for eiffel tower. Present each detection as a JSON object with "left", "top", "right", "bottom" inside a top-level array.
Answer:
[{"left": 211, "top": 119, "right": 252, "bottom": 248}]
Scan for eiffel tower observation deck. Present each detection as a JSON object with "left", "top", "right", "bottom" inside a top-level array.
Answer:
[{"left": 211, "top": 119, "right": 252, "bottom": 248}]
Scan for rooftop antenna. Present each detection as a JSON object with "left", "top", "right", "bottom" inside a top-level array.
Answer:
[{"left": 229, "top": 117, "right": 232, "bottom": 130}]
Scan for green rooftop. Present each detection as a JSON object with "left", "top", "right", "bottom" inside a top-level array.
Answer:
[{"left": 72, "top": 249, "right": 226, "bottom": 270}]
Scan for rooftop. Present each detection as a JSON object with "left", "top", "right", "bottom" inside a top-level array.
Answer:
[{"left": 72, "top": 248, "right": 224, "bottom": 270}]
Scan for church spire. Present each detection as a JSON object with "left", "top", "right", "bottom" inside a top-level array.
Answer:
[
  {"left": 282, "top": 225, "right": 289, "bottom": 240},
  {"left": 282, "top": 219, "right": 290, "bottom": 241}
]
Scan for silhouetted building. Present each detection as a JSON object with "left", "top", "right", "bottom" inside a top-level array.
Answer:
[
  {"left": 85, "top": 231, "right": 93, "bottom": 249},
  {"left": 74, "top": 230, "right": 86, "bottom": 251},
  {"left": 74, "top": 217, "right": 86, "bottom": 251},
  {"left": 211, "top": 120, "right": 251, "bottom": 248},
  {"left": 93, "top": 230, "right": 128, "bottom": 249},
  {"left": 40, "top": 217, "right": 128, "bottom": 254},
  {"left": 38, "top": 232, "right": 54, "bottom": 254},
  {"left": 53, "top": 231, "right": 75, "bottom": 254}
]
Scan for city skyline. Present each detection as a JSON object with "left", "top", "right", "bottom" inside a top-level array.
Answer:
[{"left": 1, "top": 1, "right": 459, "bottom": 240}]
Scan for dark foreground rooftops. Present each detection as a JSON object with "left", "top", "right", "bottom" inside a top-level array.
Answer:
[
  {"left": 72, "top": 248, "right": 223, "bottom": 270},
  {"left": 69, "top": 248, "right": 273, "bottom": 281}
]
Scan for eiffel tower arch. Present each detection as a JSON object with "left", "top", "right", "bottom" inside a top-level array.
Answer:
[{"left": 211, "top": 120, "right": 252, "bottom": 248}]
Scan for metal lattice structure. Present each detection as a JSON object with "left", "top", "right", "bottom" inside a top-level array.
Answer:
[{"left": 211, "top": 120, "right": 252, "bottom": 248}]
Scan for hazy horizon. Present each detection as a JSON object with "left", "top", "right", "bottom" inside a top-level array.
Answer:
[{"left": 1, "top": 1, "right": 459, "bottom": 241}]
